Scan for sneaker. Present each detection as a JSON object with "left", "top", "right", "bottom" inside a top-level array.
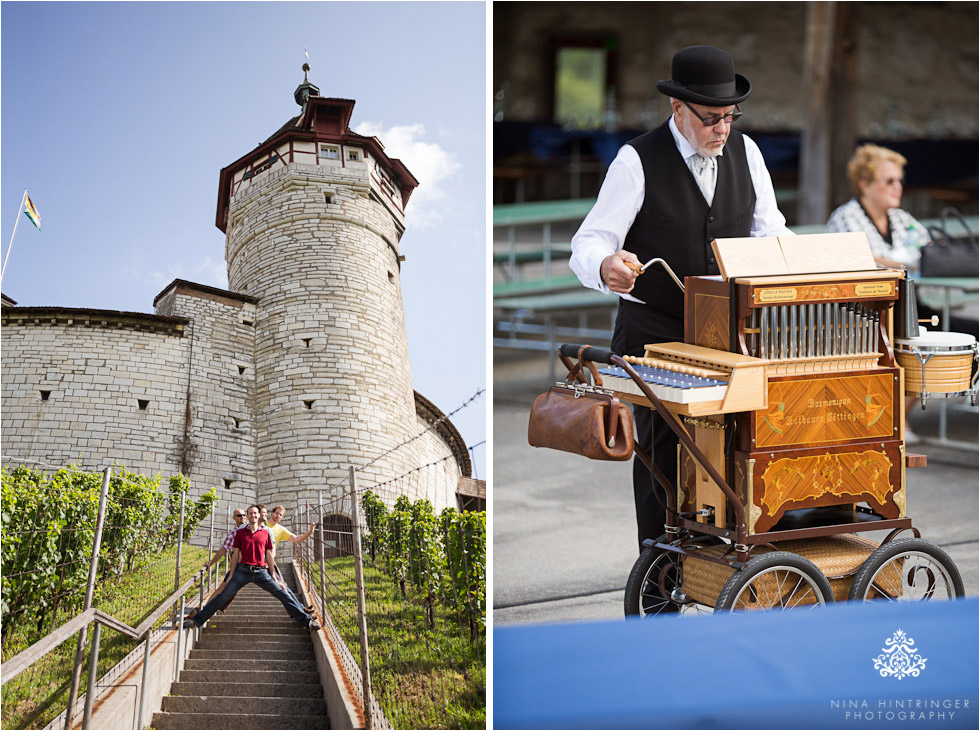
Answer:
[
  {"left": 182, "top": 619, "right": 197, "bottom": 629},
  {"left": 304, "top": 604, "right": 316, "bottom": 613},
  {"left": 905, "top": 427, "right": 923, "bottom": 445},
  {"left": 308, "top": 621, "right": 322, "bottom": 631}
]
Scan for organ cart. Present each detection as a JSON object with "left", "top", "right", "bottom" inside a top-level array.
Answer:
[{"left": 533, "top": 233, "right": 973, "bottom": 613}]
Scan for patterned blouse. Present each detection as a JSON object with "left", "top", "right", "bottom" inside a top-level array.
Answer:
[{"left": 826, "top": 198, "right": 930, "bottom": 270}]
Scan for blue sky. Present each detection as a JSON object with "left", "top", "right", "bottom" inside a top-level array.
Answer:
[{"left": 1, "top": 1, "right": 487, "bottom": 476}]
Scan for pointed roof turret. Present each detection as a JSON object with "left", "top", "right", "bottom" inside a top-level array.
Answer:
[{"left": 294, "top": 62, "right": 319, "bottom": 109}]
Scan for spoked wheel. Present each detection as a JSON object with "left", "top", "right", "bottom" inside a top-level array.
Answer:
[
  {"left": 624, "top": 535, "right": 723, "bottom": 617},
  {"left": 848, "top": 538, "right": 964, "bottom": 602},
  {"left": 716, "top": 551, "right": 834, "bottom": 611}
]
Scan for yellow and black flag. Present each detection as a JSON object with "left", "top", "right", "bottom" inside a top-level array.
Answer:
[{"left": 24, "top": 194, "right": 40, "bottom": 230}]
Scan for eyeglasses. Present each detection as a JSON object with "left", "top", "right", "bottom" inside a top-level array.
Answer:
[{"left": 684, "top": 101, "right": 742, "bottom": 127}]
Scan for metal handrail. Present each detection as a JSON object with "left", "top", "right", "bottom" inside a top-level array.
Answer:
[{"left": 1, "top": 568, "right": 205, "bottom": 685}]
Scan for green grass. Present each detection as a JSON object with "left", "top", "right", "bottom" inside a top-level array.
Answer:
[
  {"left": 305, "top": 556, "right": 485, "bottom": 730},
  {"left": 1, "top": 544, "right": 208, "bottom": 730}
]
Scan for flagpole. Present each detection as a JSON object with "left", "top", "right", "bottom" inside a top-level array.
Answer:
[{"left": 1, "top": 188, "right": 28, "bottom": 284}]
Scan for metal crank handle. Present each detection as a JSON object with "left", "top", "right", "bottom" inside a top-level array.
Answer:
[{"left": 638, "top": 258, "right": 685, "bottom": 292}]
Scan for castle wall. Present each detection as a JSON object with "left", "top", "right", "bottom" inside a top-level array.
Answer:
[
  {"left": 0, "top": 315, "right": 188, "bottom": 480},
  {"left": 154, "top": 285, "right": 259, "bottom": 513},
  {"left": 225, "top": 161, "right": 459, "bottom": 514}
]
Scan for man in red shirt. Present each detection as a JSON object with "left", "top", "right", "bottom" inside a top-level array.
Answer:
[{"left": 184, "top": 505, "right": 320, "bottom": 630}]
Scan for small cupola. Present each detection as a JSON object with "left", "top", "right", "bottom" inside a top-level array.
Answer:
[{"left": 294, "top": 62, "right": 320, "bottom": 109}]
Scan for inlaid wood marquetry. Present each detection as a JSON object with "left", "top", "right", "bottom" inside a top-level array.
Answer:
[
  {"left": 693, "top": 293, "right": 730, "bottom": 350},
  {"left": 754, "top": 372, "right": 896, "bottom": 448}
]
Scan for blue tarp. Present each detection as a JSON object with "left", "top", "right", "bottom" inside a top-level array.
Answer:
[{"left": 494, "top": 597, "right": 979, "bottom": 729}]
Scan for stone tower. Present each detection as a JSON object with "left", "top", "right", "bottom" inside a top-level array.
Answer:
[{"left": 214, "top": 66, "right": 452, "bottom": 512}]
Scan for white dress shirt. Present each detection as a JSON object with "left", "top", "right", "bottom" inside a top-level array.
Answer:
[{"left": 570, "top": 116, "right": 793, "bottom": 303}]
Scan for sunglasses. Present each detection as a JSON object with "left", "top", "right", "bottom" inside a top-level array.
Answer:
[
  {"left": 233, "top": 513, "right": 245, "bottom": 518},
  {"left": 684, "top": 101, "right": 742, "bottom": 127}
]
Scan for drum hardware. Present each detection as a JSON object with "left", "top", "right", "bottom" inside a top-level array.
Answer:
[
  {"left": 894, "top": 331, "right": 978, "bottom": 407},
  {"left": 696, "top": 507, "right": 715, "bottom": 519}
]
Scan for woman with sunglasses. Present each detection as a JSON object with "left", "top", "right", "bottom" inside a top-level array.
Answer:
[
  {"left": 828, "top": 144, "right": 978, "bottom": 443},
  {"left": 826, "top": 144, "right": 930, "bottom": 270}
]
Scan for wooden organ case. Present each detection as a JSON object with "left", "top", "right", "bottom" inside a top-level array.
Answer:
[{"left": 681, "top": 266, "right": 907, "bottom": 537}]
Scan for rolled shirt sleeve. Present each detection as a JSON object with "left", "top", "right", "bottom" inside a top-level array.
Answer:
[{"left": 569, "top": 145, "right": 645, "bottom": 294}]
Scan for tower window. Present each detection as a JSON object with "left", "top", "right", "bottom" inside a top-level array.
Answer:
[
  {"left": 347, "top": 149, "right": 362, "bottom": 162},
  {"left": 237, "top": 365, "right": 246, "bottom": 375},
  {"left": 388, "top": 271, "right": 395, "bottom": 284},
  {"left": 39, "top": 390, "right": 51, "bottom": 401},
  {"left": 242, "top": 317, "right": 254, "bottom": 327},
  {"left": 137, "top": 399, "right": 150, "bottom": 410},
  {"left": 302, "top": 337, "right": 312, "bottom": 347},
  {"left": 324, "top": 194, "right": 333, "bottom": 204},
  {"left": 304, "top": 399, "right": 315, "bottom": 410},
  {"left": 233, "top": 417, "right": 241, "bottom": 428},
  {"left": 223, "top": 479, "right": 233, "bottom": 490},
  {"left": 320, "top": 144, "right": 340, "bottom": 160}
]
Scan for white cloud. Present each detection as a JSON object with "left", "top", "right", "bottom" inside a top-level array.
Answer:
[
  {"left": 354, "top": 121, "right": 460, "bottom": 229},
  {"left": 126, "top": 256, "right": 228, "bottom": 290}
]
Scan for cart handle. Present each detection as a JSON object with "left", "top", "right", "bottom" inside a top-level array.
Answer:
[
  {"left": 558, "top": 343, "right": 614, "bottom": 364},
  {"left": 608, "top": 352, "right": 748, "bottom": 544}
]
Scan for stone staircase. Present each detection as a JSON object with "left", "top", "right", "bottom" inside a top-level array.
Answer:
[{"left": 152, "top": 564, "right": 330, "bottom": 729}]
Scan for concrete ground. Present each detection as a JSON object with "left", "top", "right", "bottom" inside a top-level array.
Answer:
[{"left": 493, "top": 350, "right": 979, "bottom": 626}]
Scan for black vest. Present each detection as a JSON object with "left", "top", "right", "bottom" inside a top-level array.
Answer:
[{"left": 623, "top": 122, "right": 755, "bottom": 325}]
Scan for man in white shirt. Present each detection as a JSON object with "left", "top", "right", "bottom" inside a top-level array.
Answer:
[{"left": 570, "top": 45, "right": 792, "bottom": 561}]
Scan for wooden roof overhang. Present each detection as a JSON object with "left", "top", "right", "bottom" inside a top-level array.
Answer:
[{"left": 215, "top": 97, "right": 419, "bottom": 232}]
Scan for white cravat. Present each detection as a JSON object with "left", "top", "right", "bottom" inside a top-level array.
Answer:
[{"left": 690, "top": 153, "right": 718, "bottom": 206}]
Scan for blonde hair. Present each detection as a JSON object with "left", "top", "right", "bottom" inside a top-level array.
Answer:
[{"left": 847, "top": 144, "right": 907, "bottom": 197}]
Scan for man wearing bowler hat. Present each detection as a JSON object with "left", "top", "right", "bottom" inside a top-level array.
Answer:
[{"left": 570, "top": 45, "right": 793, "bottom": 572}]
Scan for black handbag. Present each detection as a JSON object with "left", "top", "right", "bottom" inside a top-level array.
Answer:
[{"left": 919, "top": 207, "right": 979, "bottom": 278}]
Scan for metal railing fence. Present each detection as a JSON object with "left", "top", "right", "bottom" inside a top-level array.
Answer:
[
  {"left": 1, "top": 460, "right": 221, "bottom": 730},
  {"left": 293, "top": 460, "right": 486, "bottom": 730}
]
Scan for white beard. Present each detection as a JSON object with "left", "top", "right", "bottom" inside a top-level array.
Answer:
[{"left": 678, "top": 114, "right": 726, "bottom": 158}]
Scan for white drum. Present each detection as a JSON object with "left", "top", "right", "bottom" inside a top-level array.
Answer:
[{"left": 894, "top": 328, "right": 978, "bottom": 402}]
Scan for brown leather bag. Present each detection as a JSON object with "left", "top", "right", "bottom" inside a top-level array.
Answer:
[{"left": 527, "top": 348, "right": 634, "bottom": 461}]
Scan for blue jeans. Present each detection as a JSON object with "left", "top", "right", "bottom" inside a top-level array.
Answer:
[{"left": 192, "top": 565, "right": 312, "bottom": 627}]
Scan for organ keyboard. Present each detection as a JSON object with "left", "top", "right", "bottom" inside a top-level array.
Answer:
[{"left": 597, "top": 342, "right": 768, "bottom": 416}]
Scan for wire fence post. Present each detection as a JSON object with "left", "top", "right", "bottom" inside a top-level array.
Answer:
[
  {"left": 175, "top": 595, "right": 186, "bottom": 682},
  {"left": 172, "top": 488, "right": 187, "bottom": 626},
  {"left": 136, "top": 630, "right": 152, "bottom": 730},
  {"left": 65, "top": 466, "right": 111, "bottom": 729},
  {"left": 81, "top": 621, "right": 102, "bottom": 729},
  {"left": 349, "top": 466, "right": 373, "bottom": 729},
  {"left": 208, "top": 502, "right": 216, "bottom": 554},
  {"left": 317, "top": 490, "right": 326, "bottom": 621}
]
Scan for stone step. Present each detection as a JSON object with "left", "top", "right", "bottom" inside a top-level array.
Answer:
[
  {"left": 189, "top": 648, "right": 315, "bottom": 661},
  {"left": 202, "top": 621, "right": 310, "bottom": 633},
  {"left": 151, "top": 712, "right": 329, "bottom": 729},
  {"left": 170, "top": 681, "right": 324, "bottom": 698},
  {"left": 183, "top": 658, "right": 317, "bottom": 672},
  {"left": 179, "top": 669, "right": 321, "bottom": 685},
  {"left": 162, "top": 695, "right": 327, "bottom": 716},
  {"left": 195, "top": 637, "right": 312, "bottom": 650}
]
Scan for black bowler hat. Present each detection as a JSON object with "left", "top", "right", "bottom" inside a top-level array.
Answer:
[{"left": 656, "top": 45, "right": 751, "bottom": 106}]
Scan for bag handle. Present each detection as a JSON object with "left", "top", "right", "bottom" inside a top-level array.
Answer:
[
  {"left": 559, "top": 345, "right": 604, "bottom": 387},
  {"left": 941, "top": 206, "right": 977, "bottom": 248},
  {"left": 927, "top": 224, "right": 951, "bottom": 247}
]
